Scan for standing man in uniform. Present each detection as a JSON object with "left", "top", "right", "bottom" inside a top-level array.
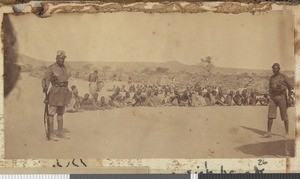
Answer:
[
  {"left": 89, "top": 70, "right": 99, "bottom": 98},
  {"left": 264, "top": 63, "right": 293, "bottom": 138},
  {"left": 42, "top": 50, "right": 71, "bottom": 141}
]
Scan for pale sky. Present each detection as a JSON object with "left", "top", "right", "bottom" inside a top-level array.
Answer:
[{"left": 8, "top": 11, "right": 294, "bottom": 70}]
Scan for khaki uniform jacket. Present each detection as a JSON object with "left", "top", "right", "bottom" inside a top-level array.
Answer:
[
  {"left": 269, "top": 73, "right": 292, "bottom": 96},
  {"left": 42, "top": 63, "right": 71, "bottom": 106}
]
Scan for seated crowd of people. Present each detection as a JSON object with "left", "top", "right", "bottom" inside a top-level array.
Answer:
[{"left": 65, "top": 83, "right": 291, "bottom": 113}]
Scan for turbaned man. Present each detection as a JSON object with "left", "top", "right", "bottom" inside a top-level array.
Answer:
[{"left": 42, "top": 50, "right": 71, "bottom": 141}]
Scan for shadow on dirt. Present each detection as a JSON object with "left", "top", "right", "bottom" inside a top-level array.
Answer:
[
  {"left": 236, "top": 139, "right": 295, "bottom": 157},
  {"left": 239, "top": 126, "right": 284, "bottom": 137}
]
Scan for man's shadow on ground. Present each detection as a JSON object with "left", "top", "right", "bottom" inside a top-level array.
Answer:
[
  {"left": 237, "top": 126, "right": 295, "bottom": 157},
  {"left": 239, "top": 126, "right": 283, "bottom": 137}
]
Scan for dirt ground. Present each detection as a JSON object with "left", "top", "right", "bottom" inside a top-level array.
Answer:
[{"left": 4, "top": 73, "right": 296, "bottom": 159}]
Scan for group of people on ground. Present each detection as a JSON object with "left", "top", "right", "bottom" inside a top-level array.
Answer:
[{"left": 66, "top": 82, "right": 290, "bottom": 112}]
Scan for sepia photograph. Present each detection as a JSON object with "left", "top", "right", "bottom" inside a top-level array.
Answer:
[{"left": 3, "top": 10, "right": 296, "bottom": 159}]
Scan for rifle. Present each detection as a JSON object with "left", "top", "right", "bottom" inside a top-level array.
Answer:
[{"left": 44, "top": 92, "right": 50, "bottom": 140}]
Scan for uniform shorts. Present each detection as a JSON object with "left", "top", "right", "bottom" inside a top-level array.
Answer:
[
  {"left": 48, "top": 105, "right": 65, "bottom": 116},
  {"left": 268, "top": 94, "right": 288, "bottom": 121}
]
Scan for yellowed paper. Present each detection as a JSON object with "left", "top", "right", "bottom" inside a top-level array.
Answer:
[{"left": 0, "top": 1, "right": 299, "bottom": 173}]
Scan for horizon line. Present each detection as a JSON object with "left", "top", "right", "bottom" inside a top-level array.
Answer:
[{"left": 18, "top": 53, "right": 294, "bottom": 72}]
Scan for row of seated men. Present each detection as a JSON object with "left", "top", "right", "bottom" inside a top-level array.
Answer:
[{"left": 66, "top": 85, "right": 275, "bottom": 112}]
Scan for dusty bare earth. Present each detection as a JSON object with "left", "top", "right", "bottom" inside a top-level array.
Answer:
[{"left": 4, "top": 73, "right": 295, "bottom": 159}]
